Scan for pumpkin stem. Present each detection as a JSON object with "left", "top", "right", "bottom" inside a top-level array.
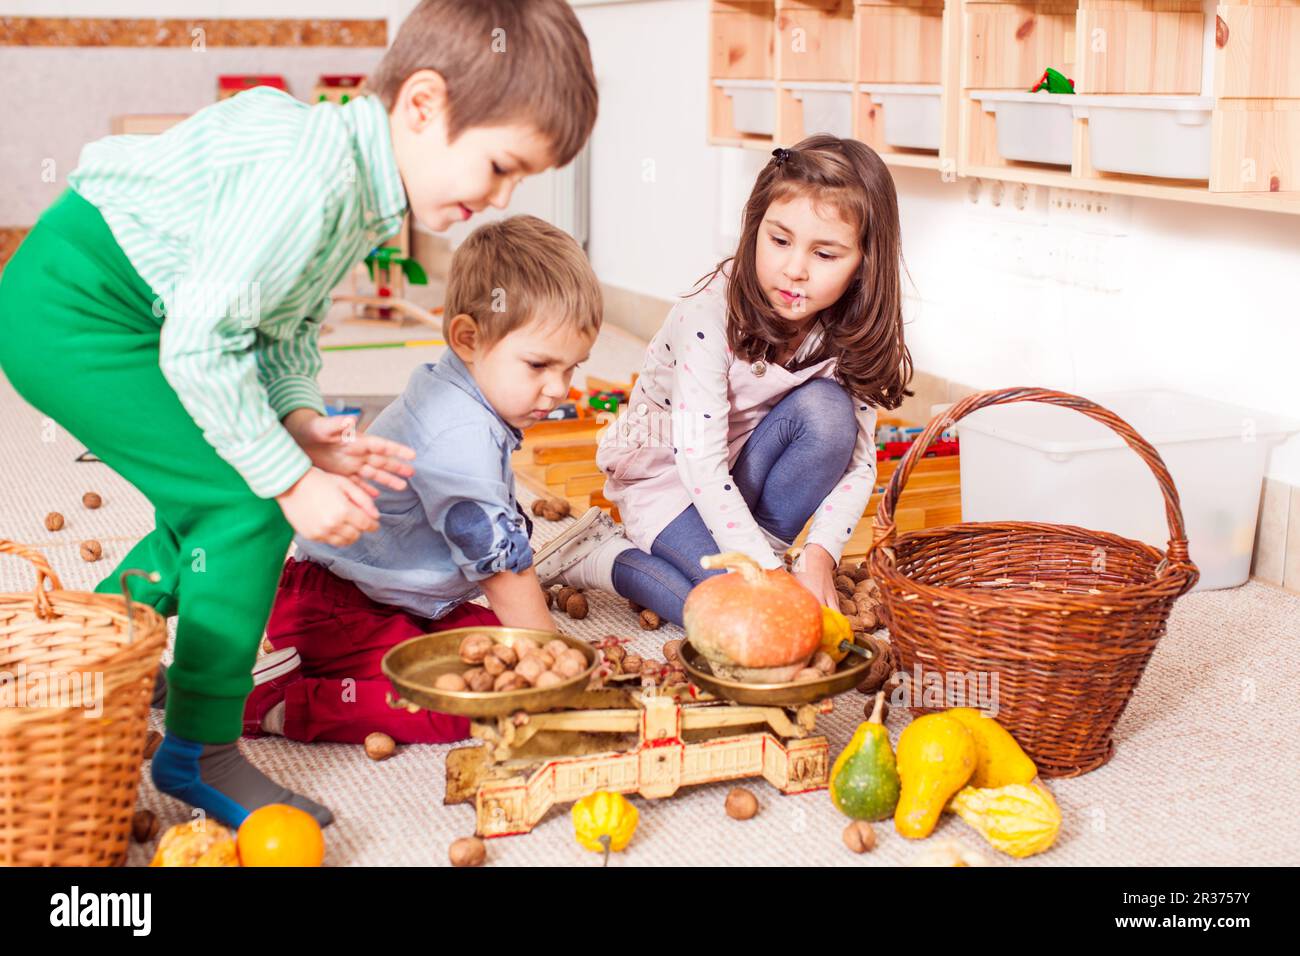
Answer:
[
  {"left": 599, "top": 834, "right": 611, "bottom": 867},
  {"left": 700, "top": 551, "right": 765, "bottom": 585},
  {"left": 868, "top": 690, "right": 885, "bottom": 725}
]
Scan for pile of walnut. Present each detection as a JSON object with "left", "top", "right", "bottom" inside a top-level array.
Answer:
[
  {"left": 833, "top": 559, "right": 885, "bottom": 636},
  {"left": 590, "top": 635, "right": 689, "bottom": 687},
  {"left": 43, "top": 490, "right": 106, "bottom": 563},
  {"left": 435, "top": 633, "right": 590, "bottom": 693},
  {"left": 547, "top": 585, "right": 589, "bottom": 620},
  {"left": 530, "top": 496, "right": 572, "bottom": 522}
]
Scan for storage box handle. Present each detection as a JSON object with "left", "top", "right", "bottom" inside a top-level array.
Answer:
[{"left": 868, "top": 388, "right": 1197, "bottom": 583}]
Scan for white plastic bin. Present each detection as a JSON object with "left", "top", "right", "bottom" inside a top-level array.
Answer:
[
  {"left": 969, "top": 91, "right": 1075, "bottom": 166},
  {"left": 957, "top": 390, "right": 1300, "bottom": 591},
  {"left": 785, "top": 81, "right": 854, "bottom": 139},
  {"left": 858, "top": 83, "right": 942, "bottom": 151},
  {"left": 713, "top": 79, "right": 776, "bottom": 137},
  {"left": 1071, "top": 95, "right": 1214, "bottom": 180}
]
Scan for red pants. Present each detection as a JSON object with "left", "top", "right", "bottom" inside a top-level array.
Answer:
[{"left": 263, "top": 557, "right": 494, "bottom": 744}]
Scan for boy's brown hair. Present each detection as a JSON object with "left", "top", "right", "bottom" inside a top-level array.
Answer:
[
  {"left": 370, "top": 0, "right": 598, "bottom": 167},
  {"left": 445, "top": 215, "right": 602, "bottom": 346}
]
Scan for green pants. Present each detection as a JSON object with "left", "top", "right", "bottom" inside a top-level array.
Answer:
[{"left": 0, "top": 189, "right": 294, "bottom": 743}]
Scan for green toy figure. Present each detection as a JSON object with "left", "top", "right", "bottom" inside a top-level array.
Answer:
[{"left": 1030, "top": 67, "right": 1075, "bottom": 94}]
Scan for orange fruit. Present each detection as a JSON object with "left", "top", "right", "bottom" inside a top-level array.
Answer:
[{"left": 236, "top": 804, "right": 325, "bottom": 867}]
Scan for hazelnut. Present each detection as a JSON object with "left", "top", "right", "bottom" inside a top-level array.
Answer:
[
  {"left": 44, "top": 512, "right": 64, "bottom": 531},
  {"left": 449, "top": 836, "right": 486, "bottom": 867},
  {"left": 535, "top": 670, "right": 564, "bottom": 689},
  {"left": 555, "top": 588, "right": 578, "bottom": 612},
  {"left": 661, "top": 639, "right": 682, "bottom": 664},
  {"left": 482, "top": 654, "right": 507, "bottom": 677},
  {"left": 544, "top": 589, "right": 554, "bottom": 610},
  {"left": 435, "top": 672, "right": 467, "bottom": 692},
  {"left": 531, "top": 499, "right": 546, "bottom": 517},
  {"left": 543, "top": 639, "right": 569, "bottom": 661},
  {"left": 516, "top": 656, "right": 546, "bottom": 685},
  {"left": 565, "top": 593, "right": 589, "bottom": 619},
  {"left": 794, "top": 667, "right": 823, "bottom": 683},
  {"left": 458, "top": 633, "right": 493, "bottom": 665},
  {"left": 493, "top": 671, "right": 527, "bottom": 692},
  {"left": 131, "top": 809, "right": 159, "bottom": 843},
  {"left": 365, "top": 732, "right": 396, "bottom": 760},
  {"left": 638, "top": 608, "right": 661, "bottom": 630},
  {"left": 842, "top": 821, "right": 877, "bottom": 854},
  {"left": 143, "top": 730, "right": 163, "bottom": 760},
  {"left": 82, "top": 491, "right": 103, "bottom": 509},
  {"left": 725, "top": 787, "right": 759, "bottom": 820},
  {"left": 80, "top": 539, "right": 102, "bottom": 562},
  {"left": 540, "top": 506, "right": 565, "bottom": 521},
  {"left": 466, "top": 670, "right": 496, "bottom": 692},
  {"left": 811, "top": 651, "right": 837, "bottom": 676},
  {"left": 490, "top": 644, "right": 518, "bottom": 669}
]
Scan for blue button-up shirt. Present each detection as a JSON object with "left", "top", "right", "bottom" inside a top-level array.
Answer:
[{"left": 295, "top": 351, "right": 535, "bottom": 620}]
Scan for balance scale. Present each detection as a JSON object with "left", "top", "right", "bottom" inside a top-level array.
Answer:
[{"left": 443, "top": 684, "right": 834, "bottom": 838}]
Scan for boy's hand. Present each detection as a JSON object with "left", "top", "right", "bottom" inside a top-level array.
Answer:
[
  {"left": 283, "top": 410, "right": 416, "bottom": 496},
  {"left": 276, "top": 467, "right": 381, "bottom": 547}
]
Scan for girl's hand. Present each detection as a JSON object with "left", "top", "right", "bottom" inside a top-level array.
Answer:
[
  {"left": 792, "top": 544, "right": 840, "bottom": 610},
  {"left": 283, "top": 409, "right": 416, "bottom": 495},
  {"left": 276, "top": 467, "right": 381, "bottom": 548}
]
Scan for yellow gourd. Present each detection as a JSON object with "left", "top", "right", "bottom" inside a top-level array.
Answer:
[
  {"left": 946, "top": 708, "right": 1037, "bottom": 788},
  {"left": 572, "top": 791, "right": 639, "bottom": 865},
  {"left": 947, "top": 781, "right": 1062, "bottom": 858},
  {"left": 894, "top": 713, "right": 977, "bottom": 839},
  {"left": 149, "top": 822, "right": 239, "bottom": 867},
  {"left": 820, "top": 606, "right": 854, "bottom": 663}
]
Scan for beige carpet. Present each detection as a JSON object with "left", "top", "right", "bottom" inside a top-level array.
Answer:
[{"left": 3, "top": 366, "right": 1299, "bottom": 867}]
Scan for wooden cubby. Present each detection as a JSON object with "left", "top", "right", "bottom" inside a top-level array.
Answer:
[{"left": 708, "top": 0, "right": 1300, "bottom": 211}]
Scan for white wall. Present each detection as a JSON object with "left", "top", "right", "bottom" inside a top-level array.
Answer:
[{"left": 569, "top": 0, "right": 1300, "bottom": 483}]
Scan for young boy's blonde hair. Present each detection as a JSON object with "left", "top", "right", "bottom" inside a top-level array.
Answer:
[
  {"left": 445, "top": 216, "right": 602, "bottom": 346},
  {"left": 370, "top": 0, "right": 598, "bottom": 167}
]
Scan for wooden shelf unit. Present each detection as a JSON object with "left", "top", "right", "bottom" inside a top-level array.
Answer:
[{"left": 708, "top": 0, "right": 1300, "bottom": 213}]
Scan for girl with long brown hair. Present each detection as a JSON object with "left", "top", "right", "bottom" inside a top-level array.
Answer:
[{"left": 535, "top": 135, "right": 913, "bottom": 625}]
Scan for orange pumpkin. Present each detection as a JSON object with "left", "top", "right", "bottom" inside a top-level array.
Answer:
[{"left": 683, "top": 552, "right": 822, "bottom": 682}]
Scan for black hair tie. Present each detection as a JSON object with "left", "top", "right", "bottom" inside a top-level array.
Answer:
[{"left": 771, "top": 147, "right": 792, "bottom": 167}]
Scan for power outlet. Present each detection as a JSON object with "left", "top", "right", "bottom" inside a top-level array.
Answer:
[{"left": 1047, "top": 187, "right": 1132, "bottom": 236}]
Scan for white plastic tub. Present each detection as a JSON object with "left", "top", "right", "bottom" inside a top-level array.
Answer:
[
  {"left": 969, "top": 91, "right": 1075, "bottom": 166},
  {"left": 785, "top": 81, "right": 853, "bottom": 139},
  {"left": 713, "top": 79, "right": 776, "bottom": 137},
  {"left": 858, "top": 83, "right": 942, "bottom": 151},
  {"left": 956, "top": 390, "right": 1300, "bottom": 591},
  {"left": 1071, "top": 95, "right": 1214, "bottom": 180}
]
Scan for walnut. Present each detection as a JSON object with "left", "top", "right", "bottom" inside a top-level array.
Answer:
[
  {"left": 638, "top": 609, "right": 661, "bottom": 630},
  {"left": 82, "top": 491, "right": 103, "bottom": 509},
  {"left": 834, "top": 574, "right": 855, "bottom": 593},
  {"left": 44, "top": 512, "right": 64, "bottom": 531},
  {"left": 80, "top": 539, "right": 102, "bottom": 562},
  {"left": 365, "top": 732, "right": 396, "bottom": 760},
  {"left": 565, "top": 593, "right": 589, "bottom": 619},
  {"left": 837, "top": 596, "right": 857, "bottom": 617},
  {"left": 842, "top": 821, "right": 877, "bottom": 853},
  {"left": 449, "top": 836, "right": 486, "bottom": 867},
  {"left": 725, "top": 787, "right": 759, "bottom": 820}
]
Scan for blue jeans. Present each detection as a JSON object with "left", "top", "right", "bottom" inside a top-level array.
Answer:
[{"left": 611, "top": 378, "right": 858, "bottom": 626}]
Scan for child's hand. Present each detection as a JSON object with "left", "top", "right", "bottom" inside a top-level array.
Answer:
[
  {"left": 283, "top": 410, "right": 416, "bottom": 495},
  {"left": 276, "top": 467, "right": 381, "bottom": 547},
  {"left": 792, "top": 545, "right": 840, "bottom": 610}
]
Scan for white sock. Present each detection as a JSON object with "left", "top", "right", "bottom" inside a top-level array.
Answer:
[
  {"left": 261, "top": 701, "right": 287, "bottom": 736},
  {"left": 560, "top": 535, "right": 635, "bottom": 593}
]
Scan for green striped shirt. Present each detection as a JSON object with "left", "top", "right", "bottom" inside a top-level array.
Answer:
[{"left": 68, "top": 88, "right": 408, "bottom": 498}]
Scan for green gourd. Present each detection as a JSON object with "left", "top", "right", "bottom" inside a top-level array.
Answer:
[{"left": 829, "top": 692, "right": 900, "bottom": 821}]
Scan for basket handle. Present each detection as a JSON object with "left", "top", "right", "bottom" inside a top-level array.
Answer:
[
  {"left": 869, "top": 388, "right": 1195, "bottom": 573},
  {"left": 0, "top": 539, "right": 64, "bottom": 621}
]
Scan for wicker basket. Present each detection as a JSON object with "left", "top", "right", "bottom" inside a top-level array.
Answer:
[
  {"left": 0, "top": 540, "right": 167, "bottom": 866},
  {"left": 867, "top": 388, "right": 1199, "bottom": 777}
]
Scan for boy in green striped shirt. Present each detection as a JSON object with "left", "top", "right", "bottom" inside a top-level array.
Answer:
[{"left": 0, "top": 0, "right": 597, "bottom": 829}]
